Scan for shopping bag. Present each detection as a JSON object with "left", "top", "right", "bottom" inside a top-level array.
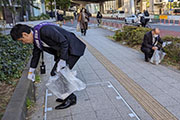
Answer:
[
  {"left": 150, "top": 49, "right": 166, "bottom": 65},
  {"left": 76, "top": 23, "right": 80, "bottom": 32},
  {"left": 46, "top": 67, "right": 86, "bottom": 100}
]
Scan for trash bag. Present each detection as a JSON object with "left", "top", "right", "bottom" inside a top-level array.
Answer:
[
  {"left": 150, "top": 49, "right": 166, "bottom": 65},
  {"left": 46, "top": 67, "right": 86, "bottom": 100},
  {"left": 76, "top": 23, "right": 80, "bottom": 32}
]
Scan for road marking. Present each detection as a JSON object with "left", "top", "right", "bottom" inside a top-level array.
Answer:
[
  {"left": 44, "top": 89, "right": 52, "bottom": 120},
  {"left": 87, "top": 81, "right": 140, "bottom": 120},
  {"left": 78, "top": 36, "right": 177, "bottom": 120}
]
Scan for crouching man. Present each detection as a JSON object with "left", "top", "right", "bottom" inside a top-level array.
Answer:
[
  {"left": 10, "top": 22, "right": 86, "bottom": 109},
  {"left": 141, "top": 28, "right": 163, "bottom": 62}
]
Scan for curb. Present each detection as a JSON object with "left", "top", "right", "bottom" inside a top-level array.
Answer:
[{"left": 2, "top": 60, "right": 36, "bottom": 120}]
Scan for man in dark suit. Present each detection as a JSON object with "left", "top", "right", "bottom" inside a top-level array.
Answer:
[
  {"left": 141, "top": 28, "right": 163, "bottom": 62},
  {"left": 10, "top": 23, "right": 86, "bottom": 109}
]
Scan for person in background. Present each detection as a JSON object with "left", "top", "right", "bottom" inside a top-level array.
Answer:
[
  {"left": 78, "top": 8, "right": 90, "bottom": 36},
  {"left": 57, "top": 11, "right": 64, "bottom": 26},
  {"left": 96, "top": 11, "right": 103, "bottom": 26},
  {"left": 141, "top": 28, "right": 163, "bottom": 62},
  {"left": 73, "top": 11, "right": 77, "bottom": 20},
  {"left": 143, "top": 10, "right": 150, "bottom": 27}
]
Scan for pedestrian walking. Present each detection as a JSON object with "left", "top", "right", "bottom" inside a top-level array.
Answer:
[
  {"left": 141, "top": 28, "right": 163, "bottom": 62},
  {"left": 96, "top": 11, "right": 103, "bottom": 26},
  {"left": 10, "top": 22, "right": 86, "bottom": 109},
  {"left": 78, "top": 8, "right": 90, "bottom": 36},
  {"left": 73, "top": 11, "right": 77, "bottom": 20},
  {"left": 57, "top": 11, "right": 64, "bottom": 26}
]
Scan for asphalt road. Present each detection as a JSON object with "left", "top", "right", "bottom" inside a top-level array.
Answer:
[{"left": 91, "top": 18, "right": 180, "bottom": 32}]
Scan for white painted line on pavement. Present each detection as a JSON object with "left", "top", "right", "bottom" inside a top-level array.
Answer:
[
  {"left": 87, "top": 81, "right": 141, "bottom": 120},
  {"left": 107, "top": 81, "right": 141, "bottom": 120},
  {"left": 44, "top": 89, "right": 52, "bottom": 120}
]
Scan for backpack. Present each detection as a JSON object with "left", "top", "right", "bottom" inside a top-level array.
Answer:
[{"left": 144, "top": 11, "right": 149, "bottom": 16}]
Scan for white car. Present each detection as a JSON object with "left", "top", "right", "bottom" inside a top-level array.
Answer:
[
  {"left": 111, "top": 11, "right": 125, "bottom": 19},
  {"left": 125, "top": 15, "right": 139, "bottom": 23}
]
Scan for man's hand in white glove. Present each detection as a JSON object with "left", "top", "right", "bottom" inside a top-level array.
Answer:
[
  {"left": 57, "top": 59, "right": 66, "bottom": 72},
  {"left": 28, "top": 68, "right": 35, "bottom": 82}
]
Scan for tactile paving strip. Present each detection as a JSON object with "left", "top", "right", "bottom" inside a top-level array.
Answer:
[{"left": 78, "top": 36, "right": 177, "bottom": 120}]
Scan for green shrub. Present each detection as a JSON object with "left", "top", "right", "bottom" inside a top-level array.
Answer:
[
  {"left": 29, "top": 13, "right": 50, "bottom": 21},
  {"left": 163, "top": 36, "right": 180, "bottom": 68},
  {"left": 26, "top": 97, "right": 34, "bottom": 109},
  {"left": 63, "top": 16, "right": 73, "bottom": 21},
  {"left": 0, "top": 35, "right": 32, "bottom": 83},
  {"left": 162, "top": 35, "right": 180, "bottom": 42},
  {"left": 114, "top": 26, "right": 151, "bottom": 47}
]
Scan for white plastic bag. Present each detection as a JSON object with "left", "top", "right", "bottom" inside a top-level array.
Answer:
[
  {"left": 76, "top": 23, "right": 80, "bottom": 32},
  {"left": 150, "top": 49, "right": 166, "bottom": 65},
  {"left": 46, "top": 67, "right": 86, "bottom": 100}
]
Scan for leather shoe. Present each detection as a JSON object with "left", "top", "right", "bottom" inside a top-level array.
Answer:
[
  {"left": 56, "top": 93, "right": 76, "bottom": 103},
  {"left": 55, "top": 97, "right": 76, "bottom": 110},
  {"left": 56, "top": 98, "right": 64, "bottom": 103}
]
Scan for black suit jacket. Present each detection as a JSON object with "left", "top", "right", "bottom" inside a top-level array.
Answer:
[
  {"left": 30, "top": 25, "right": 86, "bottom": 68},
  {"left": 141, "top": 31, "right": 163, "bottom": 49}
]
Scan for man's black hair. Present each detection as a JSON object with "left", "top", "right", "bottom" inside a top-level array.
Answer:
[
  {"left": 152, "top": 28, "right": 156, "bottom": 31},
  {"left": 10, "top": 24, "right": 32, "bottom": 40}
]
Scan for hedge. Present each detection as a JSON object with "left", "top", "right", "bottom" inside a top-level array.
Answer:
[
  {"left": 163, "top": 36, "right": 180, "bottom": 67},
  {"left": 63, "top": 16, "right": 74, "bottom": 21},
  {"left": 0, "top": 35, "right": 32, "bottom": 83},
  {"left": 113, "top": 26, "right": 151, "bottom": 47},
  {"left": 29, "top": 13, "right": 50, "bottom": 21},
  {"left": 113, "top": 26, "right": 180, "bottom": 69}
]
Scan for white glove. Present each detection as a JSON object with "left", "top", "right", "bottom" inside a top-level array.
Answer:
[
  {"left": 57, "top": 59, "right": 66, "bottom": 72},
  {"left": 27, "top": 68, "right": 35, "bottom": 82}
]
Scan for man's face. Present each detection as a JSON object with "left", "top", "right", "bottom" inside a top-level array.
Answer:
[
  {"left": 18, "top": 31, "right": 33, "bottom": 44},
  {"left": 154, "top": 29, "right": 160, "bottom": 36}
]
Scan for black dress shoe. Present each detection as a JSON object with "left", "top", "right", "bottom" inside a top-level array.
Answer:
[
  {"left": 145, "top": 59, "right": 149, "bottom": 62},
  {"left": 55, "top": 97, "right": 76, "bottom": 110},
  {"left": 56, "top": 93, "right": 76, "bottom": 102},
  {"left": 56, "top": 98, "right": 64, "bottom": 102}
]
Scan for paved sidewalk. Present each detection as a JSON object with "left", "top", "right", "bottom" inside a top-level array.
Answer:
[{"left": 29, "top": 23, "right": 180, "bottom": 120}]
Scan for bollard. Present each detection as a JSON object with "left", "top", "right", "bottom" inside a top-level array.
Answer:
[
  {"left": 164, "top": 19, "right": 166, "bottom": 24},
  {"left": 71, "top": 19, "right": 73, "bottom": 24},
  {"left": 168, "top": 19, "right": 170, "bottom": 24},
  {"left": 173, "top": 19, "right": 175, "bottom": 25},
  {"left": 116, "top": 23, "right": 118, "bottom": 28},
  {"left": 118, "top": 24, "right": 121, "bottom": 28}
]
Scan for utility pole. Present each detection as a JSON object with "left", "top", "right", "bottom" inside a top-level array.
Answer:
[{"left": 54, "top": 0, "right": 57, "bottom": 20}]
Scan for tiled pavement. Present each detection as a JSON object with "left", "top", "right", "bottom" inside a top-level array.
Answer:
[{"left": 29, "top": 23, "right": 180, "bottom": 120}]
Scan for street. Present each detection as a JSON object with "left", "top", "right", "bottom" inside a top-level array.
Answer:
[{"left": 90, "top": 18, "right": 180, "bottom": 32}]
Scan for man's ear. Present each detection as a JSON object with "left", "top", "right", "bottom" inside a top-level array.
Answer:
[{"left": 22, "top": 32, "right": 29, "bottom": 37}]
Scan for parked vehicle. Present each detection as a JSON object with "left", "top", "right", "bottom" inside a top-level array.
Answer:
[
  {"left": 111, "top": 10, "right": 125, "bottom": 19},
  {"left": 125, "top": 15, "right": 139, "bottom": 23},
  {"left": 173, "top": 8, "right": 180, "bottom": 15}
]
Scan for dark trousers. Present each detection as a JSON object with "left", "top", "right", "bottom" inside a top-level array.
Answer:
[
  {"left": 81, "top": 22, "right": 88, "bottom": 35},
  {"left": 141, "top": 47, "right": 154, "bottom": 60},
  {"left": 51, "top": 54, "right": 80, "bottom": 76}
]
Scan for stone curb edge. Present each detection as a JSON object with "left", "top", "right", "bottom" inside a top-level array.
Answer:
[{"left": 2, "top": 59, "right": 36, "bottom": 120}]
